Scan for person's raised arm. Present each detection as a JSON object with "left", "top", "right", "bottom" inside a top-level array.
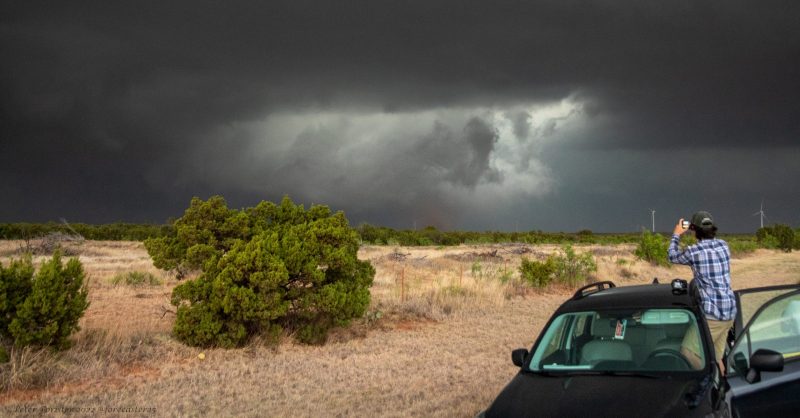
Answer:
[{"left": 668, "top": 218, "right": 691, "bottom": 265}]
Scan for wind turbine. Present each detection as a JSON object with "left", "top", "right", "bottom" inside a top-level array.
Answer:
[
  {"left": 752, "top": 200, "right": 767, "bottom": 229},
  {"left": 649, "top": 209, "right": 656, "bottom": 232}
]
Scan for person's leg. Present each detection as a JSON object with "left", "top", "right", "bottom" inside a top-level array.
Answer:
[
  {"left": 707, "top": 319, "right": 734, "bottom": 373},
  {"left": 680, "top": 325, "right": 703, "bottom": 370}
]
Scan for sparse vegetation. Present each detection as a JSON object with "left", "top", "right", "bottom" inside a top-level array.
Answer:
[
  {"left": 619, "top": 267, "right": 636, "bottom": 279},
  {"left": 0, "top": 328, "right": 177, "bottom": 393},
  {"left": 498, "top": 269, "right": 513, "bottom": 284},
  {"left": 519, "top": 257, "right": 555, "bottom": 288},
  {"left": 518, "top": 245, "right": 597, "bottom": 288},
  {"left": 110, "top": 271, "right": 163, "bottom": 286},
  {"left": 12, "top": 231, "right": 84, "bottom": 256},
  {"left": 635, "top": 229, "right": 670, "bottom": 267},
  {"left": 471, "top": 261, "right": 483, "bottom": 280},
  {"left": 0, "top": 240, "right": 798, "bottom": 415},
  {"left": 551, "top": 245, "right": 598, "bottom": 287},
  {"left": 728, "top": 239, "right": 758, "bottom": 258},
  {"left": 757, "top": 224, "right": 795, "bottom": 253},
  {"left": 2, "top": 221, "right": 773, "bottom": 253},
  {"left": 356, "top": 223, "right": 641, "bottom": 246}
]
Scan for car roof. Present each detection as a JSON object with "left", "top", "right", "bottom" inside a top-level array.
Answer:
[{"left": 556, "top": 282, "right": 699, "bottom": 313}]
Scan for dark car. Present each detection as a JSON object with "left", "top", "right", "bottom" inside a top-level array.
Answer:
[{"left": 479, "top": 280, "right": 800, "bottom": 418}]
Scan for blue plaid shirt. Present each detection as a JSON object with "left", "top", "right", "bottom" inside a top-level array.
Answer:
[{"left": 668, "top": 235, "right": 737, "bottom": 321}]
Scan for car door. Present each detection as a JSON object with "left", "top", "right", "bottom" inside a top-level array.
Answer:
[
  {"left": 725, "top": 286, "right": 800, "bottom": 417},
  {"left": 732, "top": 285, "right": 800, "bottom": 337}
]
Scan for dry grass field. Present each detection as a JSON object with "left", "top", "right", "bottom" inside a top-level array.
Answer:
[{"left": 1, "top": 240, "right": 798, "bottom": 417}]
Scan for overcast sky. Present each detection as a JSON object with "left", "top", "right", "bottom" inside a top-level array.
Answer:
[{"left": 2, "top": 1, "right": 799, "bottom": 232}]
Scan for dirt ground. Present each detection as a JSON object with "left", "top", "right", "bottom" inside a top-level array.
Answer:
[{"left": 0, "top": 241, "right": 797, "bottom": 417}]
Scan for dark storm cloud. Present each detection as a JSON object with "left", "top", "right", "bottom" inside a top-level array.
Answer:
[
  {"left": 507, "top": 111, "right": 532, "bottom": 142},
  {"left": 419, "top": 117, "right": 501, "bottom": 188},
  {"left": 195, "top": 111, "right": 512, "bottom": 229},
  {"left": 2, "top": 1, "right": 799, "bottom": 229}
]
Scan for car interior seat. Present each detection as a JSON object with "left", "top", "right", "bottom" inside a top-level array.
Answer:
[
  {"left": 581, "top": 318, "right": 633, "bottom": 366},
  {"left": 654, "top": 323, "right": 687, "bottom": 352}
]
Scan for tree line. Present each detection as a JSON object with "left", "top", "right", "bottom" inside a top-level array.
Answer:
[
  {"left": 0, "top": 222, "right": 172, "bottom": 241},
  {"left": 1, "top": 221, "right": 796, "bottom": 250}
]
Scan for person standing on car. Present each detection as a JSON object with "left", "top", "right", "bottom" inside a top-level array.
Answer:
[{"left": 668, "top": 211, "right": 736, "bottom": 371}]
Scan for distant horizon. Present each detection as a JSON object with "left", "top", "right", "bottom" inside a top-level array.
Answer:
[{"left": 0, "top": 217, "right": 780, "bottom": 236}]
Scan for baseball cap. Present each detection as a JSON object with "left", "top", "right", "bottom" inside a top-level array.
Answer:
[{"left": 690, "top": 211, "right": 715, "bottom": 230}]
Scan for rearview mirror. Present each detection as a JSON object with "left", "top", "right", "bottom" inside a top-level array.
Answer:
[
  {"left": 512, "top": 349, "right": 529, "bottom": 368},
  {"left": 745, "top": 349, "right": 784, "bottom": 384},
  {"left": 641, "top": 309, "right": 690, "bottom": 325}
]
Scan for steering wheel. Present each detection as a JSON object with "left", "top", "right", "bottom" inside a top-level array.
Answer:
[{"left": 646, "top": 348, "right": 692, "bottom": 370}]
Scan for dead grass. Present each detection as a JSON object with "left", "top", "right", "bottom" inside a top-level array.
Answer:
[{"left": 1, "top": 241, "right": 798, "bottom": 417}]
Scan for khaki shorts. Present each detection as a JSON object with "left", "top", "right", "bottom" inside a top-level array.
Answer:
[{"left": 707, "top": 319, "right": 733, "bottom": 361}]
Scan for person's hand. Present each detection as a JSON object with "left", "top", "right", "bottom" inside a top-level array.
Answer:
[{"left": 673, "top": 219, "right": 688, "bottom": 236}]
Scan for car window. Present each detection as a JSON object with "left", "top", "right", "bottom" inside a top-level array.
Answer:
[
  {"left": 536, "top": 315, "right": 569, "bottom": 364},
  {"left": 728, "top": 291, "right": 800, "bottom": 376},
  {"left": 529, "top": 309, "right": 706, "bottom": 373},
  {"left": 738, "top": 288, "right": 798, "bottom": 330},
  {"left": 573, "top": 314, "right": 588, "bottom": 338}
]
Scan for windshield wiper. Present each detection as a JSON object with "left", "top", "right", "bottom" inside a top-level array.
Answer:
[
  {"left": 602, "top": 370, "right": 662, "bottom": 379},
  {"left": 524, "top": 370, "right": 562, "bottom": 377},
  {"left": 564, "top": 370, "right": 662, "bottom": 379}
]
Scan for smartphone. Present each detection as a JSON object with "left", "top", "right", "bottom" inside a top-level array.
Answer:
[{"left": 681, "top": 220, "right": 690, "bottom": 229}]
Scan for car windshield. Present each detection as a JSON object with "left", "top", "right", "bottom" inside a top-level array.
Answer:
[{"left": 528, "top": 309, "right": 707, "bottom": 373}]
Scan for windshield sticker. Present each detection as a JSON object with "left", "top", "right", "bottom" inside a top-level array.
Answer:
[{"left": 614, "top": 319, "right": 627, "bottom": 340}]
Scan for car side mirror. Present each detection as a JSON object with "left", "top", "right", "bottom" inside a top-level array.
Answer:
[
  {"left": 732, "top": 352, "right": 748, "bottom": 375},
  {"left": 745, "top": 349, "right": 784, "bottom": 384},
  {"left": 512, "top": 348, "right": 529, "bottom": 368}
]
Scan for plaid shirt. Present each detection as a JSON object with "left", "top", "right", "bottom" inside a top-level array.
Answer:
[{"left": 668, "top": 235, "right": 737, "bottom": 321}]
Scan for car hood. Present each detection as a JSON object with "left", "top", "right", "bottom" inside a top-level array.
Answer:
[{"left": 484, "top": 372, "right": 712, "bottom": 418}]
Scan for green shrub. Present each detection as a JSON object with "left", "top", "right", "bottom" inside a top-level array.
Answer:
[
  {"left": 772, "top": 224, "right": 795, "bottom": 253},
  {"left": 1, "top": 253, "right": 89, "bottom": 350},
  {"left": 144, "top": 195, "right": 251, "bottom": 278},
  {"left": 110, "top": 271, "right": 163, "bottom": 286},
  {"left": 551, "top": 245, "right": 598, "bottom": 287},
  {"left": 519, "top": 257, "right": 555, "bottom": 288},
  {"left": 471, "top": 262, "right": 483, "bottom": 280},
  {"left": 440, "top": 285, "right": 470, "bottom": 298},
  {"left": 635, "top": 229, "right": 670, "bottom": 267},
  {"left": 757, "top": 226, "right": 774, "bottom": 249},
  {"left": 728, "top": 240, "right": 758, "bottom": 258},
  {"left": 763, "top": 235, "right": 780, "bottom": 249},
  {"left": 498, "top": 270, "right": 513, "bottom": 284},
  {"left": 164, "top": 196, "right": 375, "bottom": 347},
  {"left": 519, "top": 246, "right": 597, "bottom": 289},
  {"left": 795, "top": 229, "right": 800, "bottom": 250},
  {"left": 143, "top": 235, "right": 188, "bottom": 277},
  {"left": 757, "top": 225, "right": 794, "bottom": 252},
  {"left": 756, "top": 227, "right": 770, "bottom": 243},
  {"left": 0, "top": 257, "right": 34, "bottom": 333}
]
